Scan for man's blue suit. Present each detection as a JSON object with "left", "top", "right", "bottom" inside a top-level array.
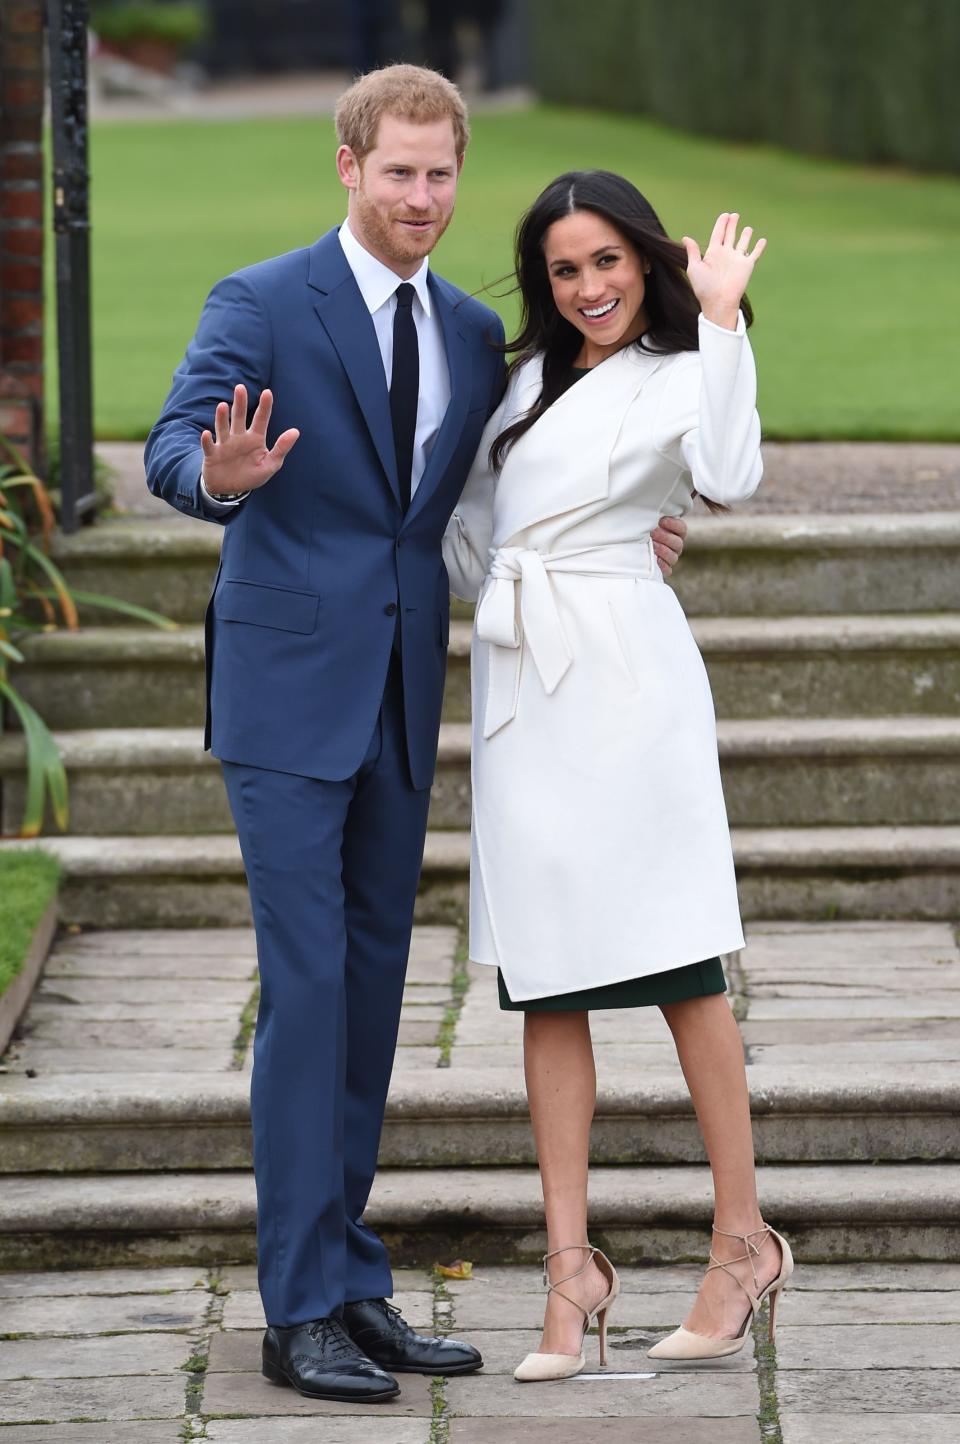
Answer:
[{"left": 145, "top": 227, "right": 505, "bottom": 1326}]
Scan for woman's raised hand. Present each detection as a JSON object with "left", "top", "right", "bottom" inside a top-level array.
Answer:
[
  {"left": 200, "top": 384, "right": 300, "bottom": 496},
  {"left": 681, "top": 213, "right": 766, "bottom": 331}
]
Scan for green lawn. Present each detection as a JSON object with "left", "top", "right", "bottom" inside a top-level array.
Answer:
[
  {"left": 56, "top": 104, "right": 960, "bottom": 440},
  {"left": 0, "top": 851, "right": 60, "bottom": 1001}
]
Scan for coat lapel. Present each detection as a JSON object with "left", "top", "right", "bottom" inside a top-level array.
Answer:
[
  {"left": 308, "top": 229, "right": 401, "bottom": 508},
  {"left": 493, "top": 347, "right": 669, "bottom": 542},
  {"left": 404, "top": 274, "right": 471, "bottom": 525}
]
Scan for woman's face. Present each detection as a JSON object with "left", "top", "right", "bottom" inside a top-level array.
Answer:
[{"left": 542, "top": 210, "right": 649, "bottom": 363}]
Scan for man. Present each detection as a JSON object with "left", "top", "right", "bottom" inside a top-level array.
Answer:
[{"left": 146, "top": 65, "right": 686, "bottom": 1405}]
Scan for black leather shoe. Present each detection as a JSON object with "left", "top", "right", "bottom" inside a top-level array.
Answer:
[
  {"left": 262, "top": 1316, "right": 400, "bottom": 1401},
  {"left": 342, "top": 1297, "right": 483, "bottom": 1375}
]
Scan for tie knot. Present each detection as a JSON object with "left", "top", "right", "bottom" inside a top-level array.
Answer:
[{"left": 395, "top": 282, "right": 415, "bottom": 310}]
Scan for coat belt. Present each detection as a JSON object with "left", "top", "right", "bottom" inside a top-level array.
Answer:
[{"left": 475, "top": 539, "right": 661, "bottom": 738}]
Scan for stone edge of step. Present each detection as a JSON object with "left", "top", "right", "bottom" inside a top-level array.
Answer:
[
  {"left": 1, "top": 827, "right": 959, "bottom": 874},
  {"left": 4, "top": 718, "right": 960, "bottom": 772},
  {"left": 50, "top": 512, "right": 960, "bottom": 562},
  {"left": 1, "top": 1068, "right": 957, "bottom": 1129},
  {"left": 1, "top": 1163, "right": 958, "bottom": 1233},
  {"left": 16, "top": 612, "right": 960, "bottom": 665}
]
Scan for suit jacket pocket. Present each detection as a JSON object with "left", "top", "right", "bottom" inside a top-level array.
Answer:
[{"left": 215, "top": 578, "right": 321, "bottom": 633}]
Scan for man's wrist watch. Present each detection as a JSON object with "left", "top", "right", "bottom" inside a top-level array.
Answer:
[{"left": 214, "top": 490, "right": 250, "bottom": 501}]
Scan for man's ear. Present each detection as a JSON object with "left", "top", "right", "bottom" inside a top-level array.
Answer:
[{"left": 336, "top": 144, "right": 361, "bottom": 191}]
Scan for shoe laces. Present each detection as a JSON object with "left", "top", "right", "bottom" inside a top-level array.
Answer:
[{"left": 307, "top": 1316, "right": 361, "bottom": 1359}]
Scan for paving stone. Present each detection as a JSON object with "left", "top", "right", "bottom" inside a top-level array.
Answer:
[
  {"left": 739, "top": 1018, "right": 960, "bottom": 1045},
  {"left": 35, "top": 978, "right": 252, "bottom": 1006},
  {"left": 449, "top": 1422, "right": 760, "bottom": 1443},
  {"left": 0, "top": 1373, "right": 187, "bottom": 1424},
  {"left": 776, "top": 1369, "right": 960, "bottom": 1412},
  {"left": 780, "top": 1415, "right": 960, "bottom": 1443},
  {"left": 2, "top": 1046, "right": 234, "bottom": 1073},
  {"left": 785, "top": 1263, "right": 960, "bottom": 1291},
  {"left": 16, "top": 1019, "right": 238, "bottom": 1047},
  {"left": 446, "top": 1329, "right": 754, "bottom": 1375},
  {"left": 401, "top": 987, "right": 451, "bottom": 1005},
  {"left": 218, "top": 1288, "right": 434, "bottom": 1333},
  {"left": 1, "top": 1290, "right": 208, "bottom": 1336},
  {"left": 201, "top": 1369, "right": 433, "bottom": 1417},
  {"left": 206, "top": 1421, "right": 430, "bottom": 1443},
  {"left": 0, "top": 1266, "right": 207, "bottom": 1297},
  {"left": 780, "top": 1289, "right": 960, "bottom": 1324},
  {"left": 747, "top": 1040, "right": 960, "bottom": 1065},
  {"left": 391, "top": 1047, "right": 443, "bottom": 1070},
  {"left": 27, "top": 1001, "right": 248, "bottom": 1022},
  {"left": 444, "top": 1266, "right": 705, "bottom": 1297},
  {"left": 60, "top": 929, "right": 256, "bottom": 955},
  {"left": 397, "top": 1006, "right": 446, "bottom": 1023},
  {"left": 215, "top": 1265, "right": 433, "bottom": 1293},
  {"left": 776, "top": 1323, "right": 960, "bottom": 1369},
  {"left": 746, "top": 998, "right": 960, "bottom": 1019},
  {"left": 448, "top": 1044, "right": 681, "bottom": 1070},
  {"left": 396, "top": 1020, "right": 442, "bottom": 1045},
  {"left": 45, "top": 952, "right": 257, "bottom": 980},
  {"left": 0, "top": 1331, "right": 190, "bottom": 1378},
  {"left": 0, "top": 1425, "right": 182, "bottom": 1443},
  {"left": 444, "top": 1372, "right": 759, "bottom": 1417}
]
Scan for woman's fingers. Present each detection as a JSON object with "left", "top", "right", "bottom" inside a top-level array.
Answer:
[
  {"left": 681, "top": 235, "right": 702, "bottom": 269},
  {"left": 750, "top": 236, "right": 768, "bottom": 262},
  {"left": 736, "top": 226, "right": 753, "bottom": 253},
  {"left": 707, "top": 213, "right": 729, "bottom": 251},
  {"left": 723, "top": 212, "right": 740, "bottom": 247}
]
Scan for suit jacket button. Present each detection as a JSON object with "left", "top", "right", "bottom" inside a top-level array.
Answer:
[{"left": 384, "top": 602, "right": 398, "bottom": 616}]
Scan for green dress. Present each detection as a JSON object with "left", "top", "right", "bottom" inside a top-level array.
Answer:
[{"left": 496, "top": 363, "right": 728, "bottom": 1013}]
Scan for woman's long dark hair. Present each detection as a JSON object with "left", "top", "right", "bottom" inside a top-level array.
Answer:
[{"left": 490, "top": 170, "right": 753, "bottom": 480}]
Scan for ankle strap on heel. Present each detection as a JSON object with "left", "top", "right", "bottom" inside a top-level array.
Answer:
[{"left": 708, "top": 1223, "right": 772, "bottom": 1297}]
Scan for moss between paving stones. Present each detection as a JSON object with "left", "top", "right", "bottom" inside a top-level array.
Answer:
[{"left": 0, "top": 850, "right": 60, "bottom": 1002}]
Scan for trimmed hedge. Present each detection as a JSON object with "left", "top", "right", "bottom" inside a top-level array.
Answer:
[{"left": 533, "top": 0, "right": 960, "bottom": 173}]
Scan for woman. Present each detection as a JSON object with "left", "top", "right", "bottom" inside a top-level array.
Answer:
[{"left": 442, "top": 171, "right": 793, "bottom": 1381}]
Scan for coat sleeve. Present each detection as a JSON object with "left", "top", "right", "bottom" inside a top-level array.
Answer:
[
  {"left": 442, "top": 348, "right": 519, "bottom": 603},
  {"left": 143, "top": 272, "right": 271, "bottom": 526},
  {"left": 654, "top": 311, "right": 762, "bottom": 506}
]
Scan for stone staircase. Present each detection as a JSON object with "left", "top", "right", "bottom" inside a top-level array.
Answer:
[{"left": 0, "top": 494, "right": 958, "bottom": 1268}]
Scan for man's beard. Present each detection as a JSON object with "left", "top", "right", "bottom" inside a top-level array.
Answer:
[{"left": 353, "top": 186, "right": 452, "bottom": 265}]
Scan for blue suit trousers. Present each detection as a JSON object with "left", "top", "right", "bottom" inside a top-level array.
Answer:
[{"left": 221, "top": 655, "right": 432, "bottom": 1326}]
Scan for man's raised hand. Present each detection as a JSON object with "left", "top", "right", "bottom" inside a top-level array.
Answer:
[{"left": 200, "top": 384, "right": 300, "bottom": 495}]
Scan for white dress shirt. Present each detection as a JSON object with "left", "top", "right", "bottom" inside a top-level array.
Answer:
[{"left": 202, "top": 217, "right": 451, "bottom": 511}]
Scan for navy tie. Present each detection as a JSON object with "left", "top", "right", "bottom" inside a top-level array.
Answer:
[{"left": 390, "top": 282, "right": 419, "bottom": 513}]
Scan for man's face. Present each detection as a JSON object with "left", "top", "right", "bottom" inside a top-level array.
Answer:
[{"left": 337, "top": 114, "right": 462, "bottom": 274}]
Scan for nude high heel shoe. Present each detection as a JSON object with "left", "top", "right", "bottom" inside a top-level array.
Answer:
[
  {"left": 514, "top": 1244, "right": 620, "bottom": 1382},
  {"left": 647, "top": 1223, "right": 793, "bottom": 1361}
]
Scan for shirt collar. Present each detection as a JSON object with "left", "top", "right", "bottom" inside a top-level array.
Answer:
[{"left": 338, "top": 218, "right": 433, "bottom": 319}]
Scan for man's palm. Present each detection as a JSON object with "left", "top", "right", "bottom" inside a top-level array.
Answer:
[{"left": 201, "top": 384, "right": 300, "bottom": 494}]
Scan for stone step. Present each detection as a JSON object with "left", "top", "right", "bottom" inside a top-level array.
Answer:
[
  {"left": 0, "top": 825, "right": 957, "bottom": 926},
  {"left": 51, "top": 512, "right": 960, "bottom": 621},
  {"left": 13, "top": 613, "right": 960, "bottom": 729},
  {"left": 3, "top": 717, "right": 960, "bottom": 835},
  {"left": 0, "top": 1163, "right": 956, "bottom": 1269},
  {"left": 2, "top": 1064, "right": 957, "bottom": 1175}
]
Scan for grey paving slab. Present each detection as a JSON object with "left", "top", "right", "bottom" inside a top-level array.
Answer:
[
  {"left": 444, "top": 1266, "right": 705, "bottom": 1297},
  {"left": 739, "top": 1018, "right": 960, "bottom": 1045},
  {"left": 218, "top": 1288, "right": 433, "bottom": 1333},
  {"left": 0, "top": 1425, "right": 183, "bottom": 1443},
  {"left": 776, "top": 1323, "right": 960, "bottom": 1369},
  {"left": 35, "top": 978, "right": 251, "bottom": 1005},
  {"left": 45, "top": 952, "right": 256, "bottom": 980},
  {"left": 391, "top": 1047, "right": 443, "bottom": 1070},
  {"left": 448, "top": 1043, "right": 681, "bottom": 1070},
  {"left": 0, "top": 1373, "right": 187, "bottom": 1424},
  {"left": 2, "top": 1046, "right": 234, "bottom": 1073},
  {"left": 16, "top": 1019, "right": 239, "bottom": 1047},
  {"left": 206, "top": 1420, "right": 430, "bottom": 1443},
  {"left": 781, "top": 1415, "right": 960, "bottom": 1443},
  {"left": 747, "top": 1040, "right": 960, "bottom": 1064},
  {"left": 447, "top": 1329, "right": 754, "bottom": 1375},
  {"left": 0, "top": 1331, "right": 190, "bottom": 1379},
  {"left": 216, "top": 1265, "right": 433, "bottom": 1293},
  {"left": 449, "top": 1422, "right": 760, "bottom": 1443},
  {"left": 1, "top": 1290, "right": 208, "bottom": 1336},
  {"left": 746, "top": 997, "right": 960, "bottom": 1019},
  {"left": 776, "top": 1368, "right": 960, "bottom": 1411},
  {"left": 26, "top": 1001, "right": 247, "bottom": 1022},
  {"left": 59, "top": 929, "right": 257, "bottom": 955},
  {"left": 787, "top": 1262, "right": 960, "bottom": 1291},
  {"left": 780, "top": 1289, "right": 960, "bottom": 1324},
  {"left": 0, "top": 1266, "right": 207, "bottom": 1297},
  {"left": 444, "top": 1371, "right": 759, "bottom": 1417},
  {"left": 201, "top": 1369, "right": 433, "bottom": 1417}
]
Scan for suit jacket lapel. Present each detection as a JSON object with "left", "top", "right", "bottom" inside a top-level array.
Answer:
[
  {"left": 308, "top": 229, "right": 401, "bottom": 508},
  {"left": 404, "top": 274, "right": 471, "bottom": 525}
]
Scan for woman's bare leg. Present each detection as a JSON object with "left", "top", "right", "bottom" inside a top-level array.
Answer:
[
  {"left": 523, "top": 1009, "right": 611, "bottom": 1354},
  {"left": 659, "top": 993, "right": 782, "bottom": 1336}
]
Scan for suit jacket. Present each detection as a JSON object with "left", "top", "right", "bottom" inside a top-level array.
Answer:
[{"left": 145, "top": 227, "right": 505, "bottom": 789}]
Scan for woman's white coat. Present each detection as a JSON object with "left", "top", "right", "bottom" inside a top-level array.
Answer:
[{"left": 443, "top": 313, "right": 762, "bottom": 1001}]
